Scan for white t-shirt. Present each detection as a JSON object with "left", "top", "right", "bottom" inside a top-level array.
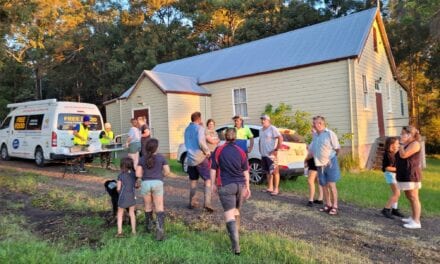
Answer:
[{"left": 259, "top": 125, "right": 281, "bottom": 157}]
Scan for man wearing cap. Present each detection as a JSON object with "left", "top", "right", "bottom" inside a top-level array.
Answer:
[
  {"left": 259, "top": 114, "right": 283, "bottom": 196},
  {"left": 100, "top": 122, "right": 114, "bottom": 169},
  {"left": 73, "top": 115, "right": 91, "bottom": 172},
  {"left": 232, "top": 115, "right": 254, "bottom": 154},
  {"left": 184, "top": 111, "right": 214, "bottom": 211}
]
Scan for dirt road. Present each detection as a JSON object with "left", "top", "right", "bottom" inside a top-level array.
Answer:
[{"left": 1, "top": 159, "right": 439, "bottom": 263}]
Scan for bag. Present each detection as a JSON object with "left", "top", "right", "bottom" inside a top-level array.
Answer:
[{"left": 128, "top": 142, "right": 141, "bottom": 153}]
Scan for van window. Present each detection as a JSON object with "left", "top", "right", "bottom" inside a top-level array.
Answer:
[
  {"left": 14, "top": 116, "right": 27, "bottom": 130},
  {"left": 0, "top": 116, "right": 11, "bottom": 129},
  {"left": 26, "top": 115, "right": 44, "bottom": 130},
  {"left": 57, "top": 114, "right": 102, "bottom": 131}
]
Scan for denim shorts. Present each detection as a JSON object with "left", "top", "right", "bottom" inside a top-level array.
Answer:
[
  {"left": 140, "top": 180, "right": 164, "bottom": 196},
  {"left": 384, "top": 171, "right": 397, "bottom": 184},
  {"left": 187, "top": 158, "right": 210, "bottom": 181},
  {"left": 317, "top": 156, "right": 341, "bottom": 186}
]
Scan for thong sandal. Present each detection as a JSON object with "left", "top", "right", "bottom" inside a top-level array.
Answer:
[
  {"left": 319, "top": 205, "right": 332, "bottom": 213},
  {"left": 328, "top": 207, "right": 338, "bottom": 215},
  {"left": 261, "top": 189, "right": 273, "bottom": 193}
]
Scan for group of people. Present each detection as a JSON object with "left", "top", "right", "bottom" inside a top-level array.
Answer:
[
  {"left": 109, "top": 111, "right": 424, "bottom": 254},
  {"left": 380, "top": 126, "right": 423, "bottom": 229},
  {"left": 304, "top": 117, "right": 423, "bottom": 229},
  {"left": 72, "top": 115, "right": 116, "bottom": 172}
]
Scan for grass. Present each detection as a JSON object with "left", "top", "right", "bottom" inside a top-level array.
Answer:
[
  {"left": 281, "top": 158, "right": 440, "bottom": 216},
  {"left": 0, "top": 168, "right": 372, "bottom": 264}
]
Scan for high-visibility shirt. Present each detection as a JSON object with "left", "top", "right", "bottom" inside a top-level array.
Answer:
[
  {"left": 100, "top": 130, "right": 114, "bottom": 145},
  {"left": 73, "top": 123, "right": 89, "bottom": 145}
]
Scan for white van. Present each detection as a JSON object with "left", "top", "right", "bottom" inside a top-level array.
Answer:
[{"left": 0, "top": 99, "right": 104, "bottom": 166}]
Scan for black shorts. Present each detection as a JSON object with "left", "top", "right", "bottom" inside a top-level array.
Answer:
[
  {"left": 306, "top": 158, "right": 317, "bottom": 171},
  {"left": 261, "top": 156, "right": 274, "bottom": 173},
  {"left": 187, "top": 158, "right": 210, "bottom": 181},
  {"left": 218, "top": 183, "right": 244, "bottom": 211}
]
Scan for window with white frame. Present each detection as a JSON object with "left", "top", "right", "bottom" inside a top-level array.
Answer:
[
  {"left": 363, "top": 75, "right": 369, "bottom": 109},
  {"left": 387, "top": 82, "right": 392, "bottom": 112},
  {"left": 233, "top": 88, "right": 248, "bottom": 117},
  {"left": 399, "top": 89, "right": 404, "bottom": 116}
]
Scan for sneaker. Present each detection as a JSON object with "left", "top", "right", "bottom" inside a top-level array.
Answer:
[
  {"left": 79, "top": 168, "right": 87, "bottom": 173},
  {"left": 381, "top": 208, "right": 394, "bottom": 219},
  {"left": 313, "top": 200, "right": 324, "bottom": 205},
  {"left": 402, "top": 217, "right": 413, "bottom": 223},
  {"left": 391, "top": 208, "right": 405, "bottom": 218},
  {"left": 307, "top": 201, "right": 314, "bottom": 207},
  {"left": 403, "top": 221, "right": 421, "bottom": 229}
]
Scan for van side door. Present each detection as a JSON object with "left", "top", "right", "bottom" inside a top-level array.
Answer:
[{"left": 10, "top": 115, "right": 28, "bottom": 158}]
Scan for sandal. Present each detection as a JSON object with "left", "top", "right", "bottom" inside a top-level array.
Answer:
[
  {"left": 319, "top": 205, "right": 332, "bottom": 213},
  {"left": 328, "top": 207, "right": 338, "bottom": 215},
  {"left": 261, "top": 189, "right": 273, "bottom": 193},
  {"left": 115, "top": 233, "right": 125, "bottom": 238},
  {"left": 270, "top": 191, "right": 279, "bottom": 196}
]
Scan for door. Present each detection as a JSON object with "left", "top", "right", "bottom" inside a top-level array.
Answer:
[
  {"left": 375, "top": 93, "right": 385, "bottom": 137},
  {"left": 10, "top": 115, "right": 28, "bottom": 157},
  {"left": 133, "top": 108, "right": 149, "bottom": 126}
]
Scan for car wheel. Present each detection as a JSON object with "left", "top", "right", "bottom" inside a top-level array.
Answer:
[
  {"left": 35, "top": 147, "right": 45, "bottom": 167},
  {"left": 1, "top": 144, "right": 10, "bottom": 161},
  {"left": 249, "top": 159, "right": 265, "bottom": 184},
  {"left": 180, "top": 152, "right": 188, "bottom": 173}
]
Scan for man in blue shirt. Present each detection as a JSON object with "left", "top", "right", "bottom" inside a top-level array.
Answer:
[
  {"left": 211, "top": 127, "right": 251, "bottom": 255},
  {"left": 184, "top": 112, "right": 213, "bottom": 211}
]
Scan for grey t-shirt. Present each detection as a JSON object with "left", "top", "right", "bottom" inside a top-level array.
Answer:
[
  {"left": 259, "top": 125, "right": 281, "bottom": 157},
  {"left": 138, "top": 154, "right": 168, "bottom": 181}
]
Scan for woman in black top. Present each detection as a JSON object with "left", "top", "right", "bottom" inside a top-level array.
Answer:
[{"left": 396, "top": 126, "right": 422, "bottom": 229}]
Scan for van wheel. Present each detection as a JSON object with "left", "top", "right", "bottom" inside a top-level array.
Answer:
[
  {"left": 180, "top": 152, "right": 188, "bottom": 173},
  {"left": 249, "top": 159, "right": 265, "bottom": 184},
  {"left": 35, "top": 147, "right": 45, "bottom": 167},
  {"left": 1, "top": 144, "right": 10, "bottom": 161}
]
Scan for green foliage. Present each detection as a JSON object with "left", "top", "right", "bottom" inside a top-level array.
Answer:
[{"left": 338, "top": 152, "right": 360, "bottom": 172}]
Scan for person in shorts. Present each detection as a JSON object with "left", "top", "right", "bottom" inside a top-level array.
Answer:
[
  {"left": 184, "top": 112, "right": 213, "bottom": 211},
  {"left": 308, "top": 116, "right": 341, "bottom": 215},
  {"left": 136, "top": 138, "right": 171, "bottom": 240},
  {"left": 396, "top": 126, "right": 422, "bottom": 229},
  {"left": 259, "top": 114, "right": 283, "bottom": 196},
  {"left": 381, "top": 136, "right": 404, "bottom": 219},
  {"left": 211, "top": 128, "right": 251, "bottom": 255}
]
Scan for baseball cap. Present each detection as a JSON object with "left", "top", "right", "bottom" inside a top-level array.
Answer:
[
  {"left": 83, "top": 115, "right": 91, "bottom": 122},
  {"left": 260, "top": 114, "right": 270, "bottom": 120}
]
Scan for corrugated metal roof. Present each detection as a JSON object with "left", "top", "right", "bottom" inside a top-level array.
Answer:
[
  {"left": 145, "top": 71, "right": 211, "bottom": 95},
  {"left": 153, "top": 8, "right": 377, "bottom": 84},
  {"left": 119, "top": 85, "right": 135, "bottom": 99}
]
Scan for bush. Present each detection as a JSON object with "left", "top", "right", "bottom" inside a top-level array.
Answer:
[{"left": 338, "top": 152, "right": 360, "bottom": 172}]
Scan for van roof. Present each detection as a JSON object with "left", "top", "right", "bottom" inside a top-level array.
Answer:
[{"left": 7, "top": 99, "right": 98, "bottom": 110}]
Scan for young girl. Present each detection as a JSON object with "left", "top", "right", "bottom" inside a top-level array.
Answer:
[
  {"left": 381, "top": 137, "right": 404, "bottom": 219},
  {"left": 136, "top": 138, "right": 171, "bottom": 240},
  {"left": 116, "top": 157, "right": 137, "bottom": 237}
]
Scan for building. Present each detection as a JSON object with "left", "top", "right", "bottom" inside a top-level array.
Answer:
[{"left": 104, "top": 8, "right": 409, "bottom": 167}]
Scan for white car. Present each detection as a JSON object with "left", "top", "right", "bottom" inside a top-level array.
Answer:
[{"left": 177, "top": 124, "right": 307, "bottom": 184}]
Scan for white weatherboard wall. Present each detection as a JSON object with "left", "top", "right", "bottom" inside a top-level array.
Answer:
[
  {"left": 205, "top": 60, "right": 351, "bottom": 137},
  {"left": 167, "top": 93, "right": 211, "bottom": 158},
  {"left": 353, "top": 20, "right": 409, "bottom": 166},
  {"left": 130, "top": 78, "right": 169, "bottom": 155}
]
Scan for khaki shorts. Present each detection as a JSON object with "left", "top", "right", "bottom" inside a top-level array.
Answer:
[{"left": 397, "top": 181, "right": 422, "bottom": 191}]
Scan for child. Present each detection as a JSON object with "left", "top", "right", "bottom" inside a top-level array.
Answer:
[
  {"left": 136, "top": 138, "right": 171, "bottom": 241},
  {"left": 381, "top": 137, "right": 405, "bottom": 219},
  {"left": 116, "top": 157, "right": 137, "bottom": 237}
]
